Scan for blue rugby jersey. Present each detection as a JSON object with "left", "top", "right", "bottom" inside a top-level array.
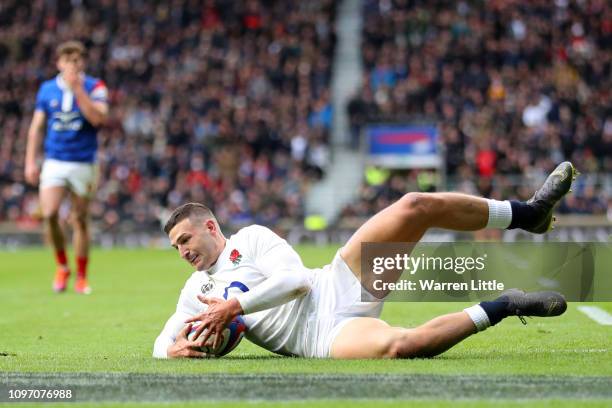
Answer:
[{"left": 35, "top": 74, "right": 108, "bottom": 163}]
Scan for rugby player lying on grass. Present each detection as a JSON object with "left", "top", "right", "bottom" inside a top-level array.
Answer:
[{"left": 154, "top": 162, "right": 576, "bottom": 359}]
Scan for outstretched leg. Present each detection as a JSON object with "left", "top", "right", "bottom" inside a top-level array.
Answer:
[
  {"left": 340, "top": 192, "right": 490, "bottom": 279},
  {"left": 340, "top": 162, "right": 577, "bottom": 279},
  {"left": 330, "top": 313, "right": 476, "bottom": 359},
  {"left": 331, "top": 162, "right": 575, "bottom": 359},
  {"left": 330, "top": 289, "right": 567, "bottom": 359}
]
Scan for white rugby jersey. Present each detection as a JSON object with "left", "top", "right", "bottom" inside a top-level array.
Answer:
[{"left": 153, "top": 225, "right": 316, "bottom": 358}]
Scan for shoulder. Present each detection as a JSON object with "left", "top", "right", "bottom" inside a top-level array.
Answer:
[
  {"left": 235, "top": 224, "right": 281, "bottom": 243},
  {"left": 84, "top": 75, "right": 106, "bottom": 88},
  {"left": 237, "top": 224, "right": 275, "bottom": 236},
  {"left": 84, "top": 75, "right": 108, "bottom": 96},
  {"left": 35, "top": 80, "right": 57, "bottom": 108},
  {"left": 37, "top": 79, "right": 57, "bottom": 94},
  {"left": 232, "top": 224, "right": 289, "bottom": 257}
]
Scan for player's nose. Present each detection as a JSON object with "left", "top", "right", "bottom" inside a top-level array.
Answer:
[{"left": 179, "top": 246, "right": 189, "bottom": 259}]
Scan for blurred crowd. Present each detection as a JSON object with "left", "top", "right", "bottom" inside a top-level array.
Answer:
[
  {"left": 339, "top": 168, "right": 609, "bottom": 223},
  {"left": 344, "top": 0, "right": 611, "bottom": 219},
  {"left": 1, "top": 0, "right": 610, "bottom": 237},
  {"left": 0, "top": 0, "right": 335, "bottom": 232}
]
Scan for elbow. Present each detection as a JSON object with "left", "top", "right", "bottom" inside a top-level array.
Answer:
[
  {"left": 152, "top": 336, "right": 169, "bottom": 359},
  {"left": 91, "top": 115, "right": 108, "bottom": 128},
  {"left": 293, "top": 274, "right": 312, "bottom": 297}
]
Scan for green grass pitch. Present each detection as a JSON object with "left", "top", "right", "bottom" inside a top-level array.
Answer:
[{"left": 0, "top": 247, "right": 611, "bottom": 407}]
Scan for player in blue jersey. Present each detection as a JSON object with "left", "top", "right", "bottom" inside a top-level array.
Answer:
[{"left": 24, "top": 41, "right": 109, "bottom": 294}]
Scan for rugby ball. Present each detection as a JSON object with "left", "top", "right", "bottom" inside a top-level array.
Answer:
[{"left": 188, "top": 316, "right": 247, "bottom": 357}]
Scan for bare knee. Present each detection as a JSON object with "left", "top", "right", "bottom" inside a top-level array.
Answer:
[
  {"left": 398, "top": 192, "right": 439, "bottom": 222},
  {"left": 43, "top": 209, "right": 60, "bottom": 224},
  {"left": 72, "top": 210, "right": 89, "bottom": 229},
  {"left": 384, "top": 329, "right": 434, "bottom": 359}
]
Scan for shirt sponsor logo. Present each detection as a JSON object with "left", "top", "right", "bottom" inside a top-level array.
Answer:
[{"left": 51, "top": 111, "right": 83, "bottom": 132}]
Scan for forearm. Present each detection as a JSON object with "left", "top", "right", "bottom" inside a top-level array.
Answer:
[
  {"left": 234, "top": 270, "right": 311, "bottom": 314},
  {"left": 153, "top": 335, "right": 172, "bottom": 359},
  {"left": 73, "top": 87, "right": 107, "bottom": 127},
  {"left": 152, "top": 311, "right": 189, "bottom": 359},
  {"left": 25, "top": 129, "right": 43, "bottom": 165}
]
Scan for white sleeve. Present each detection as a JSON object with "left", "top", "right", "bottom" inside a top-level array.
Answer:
[
  {"left": 234, "top": 226, "right": 311, "bottom": 314},
  {"left": 152, "top": 311, "right": 191, "bottom": 359},
  {"left": 153, "top": 280, "right": 200, "bottom": 359}
]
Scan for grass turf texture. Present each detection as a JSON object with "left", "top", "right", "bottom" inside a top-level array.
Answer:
[{"left": 1, "top": 247, "right": 611, "bottom": 405}]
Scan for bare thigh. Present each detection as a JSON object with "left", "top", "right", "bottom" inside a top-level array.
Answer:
[
  {"left": 40, "top": 186, "right": 68, "bottom": 218},
  {"left": 70, "top": 191, "right": 90, "bottom": 221},
  {"left": 330, "top": 317, "right": 404, "bottom": 359},
  {"left": 330, "top": 312, "right": 476, "bottom": 359},
  {"left": 339, "top": 195, "right": 429, "bottom": 279},
  {"left": 339, "top": 192, "right": 487, "bottom": 279}
]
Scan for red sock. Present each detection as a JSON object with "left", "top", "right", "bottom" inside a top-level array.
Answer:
[
  {"left": 55, "top": 250, "right": 68, "bottom": 268},
  {"left": 77, "top": 256, "right": 88, "bottom": 279}
]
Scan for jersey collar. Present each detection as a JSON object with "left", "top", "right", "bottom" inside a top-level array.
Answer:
[
  {"left": 56, "top": 73, "right": 86, "bottom": 90},
  {"left": 206, "top": 238, "right": 229, "bottom": 275},
  {"left": 56, "top": 74, "right": 68, "bottom": 90}
]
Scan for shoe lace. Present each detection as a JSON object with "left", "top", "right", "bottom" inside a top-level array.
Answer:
[{"left": 516, "top": 312, "right": 533, "bottom": 325}]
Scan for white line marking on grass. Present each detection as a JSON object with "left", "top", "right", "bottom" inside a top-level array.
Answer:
[{"left": 577, "top": 306, "right": 612, "bottom": 325}]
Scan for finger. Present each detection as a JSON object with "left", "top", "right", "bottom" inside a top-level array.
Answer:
[
  {"left": 181, "top": 347, "right": 205, "bottom": 358},
  {"left": 186, "top": 339, "right": 204, "bottom": 349},
  {"left": 200, "top": 325, "right": 215, "bottom": 347},
  {"left": 178, "top": 323, "right": 193, "bottom": 339},
  {"left": 197, "top": 295, "right": 210, "bottom": 304},
  {"left": 187, "top": 349, "right": 206, "bottom": 358},
  {"left": 185, "top": 314, "right": 203, "bottom": 323},
  {"left": 193, "top": 321, "right": 209, "bottom": 339},
  {"left": 212, "top": 325, "right": 223, "bottom": 350}
]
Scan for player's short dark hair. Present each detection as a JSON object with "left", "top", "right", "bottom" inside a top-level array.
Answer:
[
  {"left": 56, "top": 40, "right": 86, "bottom": 59},
  {"left": 163, "top": 203, "right": 216, "bottom": 235}
]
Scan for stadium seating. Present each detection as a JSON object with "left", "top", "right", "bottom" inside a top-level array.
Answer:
[
  {"left": 0, "top": 0, "right": 609, "bottom": 238},
  {"left": 0, "top": 0, "right": 336, "bottom": 232},
  {"left": 342, "top": 0, "right": 610, "bottom": 222}
]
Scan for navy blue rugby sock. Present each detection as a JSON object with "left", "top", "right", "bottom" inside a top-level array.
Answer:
[{"left": 507, "top": 200, "right": 539, "bottom": 230}]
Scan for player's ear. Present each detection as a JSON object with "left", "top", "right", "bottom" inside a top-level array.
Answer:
[{"left": 204, "top": 219, "right": 216, "bottom": 233}]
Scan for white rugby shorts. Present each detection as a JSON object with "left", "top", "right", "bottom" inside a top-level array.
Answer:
[
  {"left": 39, "top": 159, "right": 97, "bottom": 197},
  {"left": 302, "top": 251, "right": 384, "bottom": 358}
]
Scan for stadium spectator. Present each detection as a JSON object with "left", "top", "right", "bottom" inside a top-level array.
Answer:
[
  {"left": 0, "top": 0, "right": 336, "bottom": 234},
  {"left": 343, "top": 0, "right": 611, "bottom": 221},
  {"left": 0, "top": 0, "right": 609, "bottom": 239}
]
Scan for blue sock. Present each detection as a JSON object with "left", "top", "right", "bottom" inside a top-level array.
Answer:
[
  {"left": 507, "top": 200, "right": 539, "bottom": 230},
  {"left": 478, "top": 300, "right": 509, "bottom": 326}
]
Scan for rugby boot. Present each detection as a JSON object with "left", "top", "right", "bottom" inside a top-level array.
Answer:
[
  {"left": 75, "top": 277, "right": 92, "bottom": 295},
  {"left": 53, "top": 266, "right": 70, "bottom": 293},
  {"left": 523, "top": 161, "right": 578, "bottom": 233},
  {"left": 495, "top": 288, "right": 567, "bottom": 324}
]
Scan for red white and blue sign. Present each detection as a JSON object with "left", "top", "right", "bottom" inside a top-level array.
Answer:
[{"left": 366, "top": 124, "right": 441, "bottom": 168}]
